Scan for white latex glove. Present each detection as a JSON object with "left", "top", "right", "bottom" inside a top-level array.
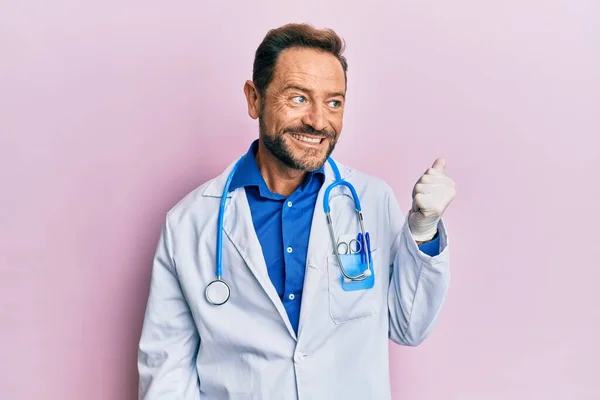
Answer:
[{"left": 407, "top": 158, "right": 456, "bottom": 242}]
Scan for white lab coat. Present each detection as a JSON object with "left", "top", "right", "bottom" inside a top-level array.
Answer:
[{"left": 138, "top": 158, "right": 450, "bottom": 400}]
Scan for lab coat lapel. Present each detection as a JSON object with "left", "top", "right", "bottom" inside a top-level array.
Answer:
[
  {"left": 222, "top": 187, "right": 297, "bottom": 340},
  {"left": 298, "top": 164, "right": 339, "bottom": 337}
]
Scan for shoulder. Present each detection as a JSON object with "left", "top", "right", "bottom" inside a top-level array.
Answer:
[
  {"left": 333, "top": 159, "right": 396, "bottom": 197},
  {"left": 163, "top": 159, "right": 239, "bottom": 231},
  {"left": 159, "top": 180, "right": 215, "bottom": 234}
]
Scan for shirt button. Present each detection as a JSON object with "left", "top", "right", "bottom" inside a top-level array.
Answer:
[
  {"left": 287, "top": 201, "right": 293, "bottom": 207},
  {"left": 287, "top": 247, "right": 293, "bottom": 253},
  {"left": 288, "top": 293, "right": 295, "bottom": 300}
]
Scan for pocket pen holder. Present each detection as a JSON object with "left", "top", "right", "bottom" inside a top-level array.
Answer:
[{"left": 338, "top": 253, "right": 375, "bottom": 292}]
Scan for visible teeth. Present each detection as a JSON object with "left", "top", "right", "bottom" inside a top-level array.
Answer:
[{"left": 291, "top": 133, "right": 321, "bottom": 144}]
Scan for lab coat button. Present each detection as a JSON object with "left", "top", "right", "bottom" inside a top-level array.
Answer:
[{"left": 294, "top": 352, "right": 306, "bottom": 364}]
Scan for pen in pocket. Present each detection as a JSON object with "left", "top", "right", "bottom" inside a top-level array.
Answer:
[
  {"left": 365, "top": 232, "right": 372, "bottom": 263},
  {"left": 356, "top": 232, "right": 364, "bottom": 263}
]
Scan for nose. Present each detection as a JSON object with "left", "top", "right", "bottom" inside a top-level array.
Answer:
[{"left": 301, "top": 103, "right": 326, "bottom": 132}]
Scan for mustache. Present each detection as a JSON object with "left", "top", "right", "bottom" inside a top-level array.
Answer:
[{"left": 284, "top": 125, "right": 334, "bottom": 138}]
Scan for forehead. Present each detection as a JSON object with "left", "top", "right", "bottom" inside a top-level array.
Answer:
[{"left": 270, "top": 47, "right": 346, "bottom": 94}]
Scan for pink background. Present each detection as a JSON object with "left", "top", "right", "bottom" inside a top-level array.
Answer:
[{"left": 1, "top": 1, "right": 598, "bottom": 399}]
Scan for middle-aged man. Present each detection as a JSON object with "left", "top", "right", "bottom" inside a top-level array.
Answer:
[{"left": 138, "top": 23, "right": 456, "bottom": 399}]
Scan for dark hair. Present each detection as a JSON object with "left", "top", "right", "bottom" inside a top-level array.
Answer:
[{"left": 252, "top": 23, "right": 348, "bottom": 97}]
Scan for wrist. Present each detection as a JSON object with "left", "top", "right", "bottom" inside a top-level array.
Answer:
[
  {"left": 413, "top": 229, "right": 437, "bottom": 243},
  {"left": 415, "top": 230, "right": 438, "bottom": 244},
  {"left": 408, "top": 210, "right": 439, "bottom": 242}
]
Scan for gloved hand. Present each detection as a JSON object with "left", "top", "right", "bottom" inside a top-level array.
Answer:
[{"left": 407, "top": 158, "right": 456, "bottom": 242}]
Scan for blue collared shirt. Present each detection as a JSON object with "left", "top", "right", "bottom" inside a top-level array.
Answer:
[{"left": 230, "top": 140, "right": 440, "bottom": 334}]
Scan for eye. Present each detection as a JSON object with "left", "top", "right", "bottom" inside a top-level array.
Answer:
[
  {"left": 329, "top": 100, "right": 342, "bottom": 108},
  {"left": 292, "top": 96, "right": 306, "bottom": 104}
]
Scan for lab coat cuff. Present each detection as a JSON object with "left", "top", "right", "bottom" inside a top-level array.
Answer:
[{"left": 403, "top": 218, "right": 449, "bottom": 264}]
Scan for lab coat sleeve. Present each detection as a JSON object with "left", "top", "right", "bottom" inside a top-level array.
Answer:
[
  {"left": 386, "top": 188, "right": 450, "bottom": 346},
  {"left": 138, "top": 214, "right": 201, "bottom": 399}
]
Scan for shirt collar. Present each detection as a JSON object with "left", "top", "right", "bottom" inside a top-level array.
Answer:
[{"left": 229, "top": 139, "right": 325, "bottom": 198}]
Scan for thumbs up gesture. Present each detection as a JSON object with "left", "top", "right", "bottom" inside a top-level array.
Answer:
[{"left": 407, "top": 158, "right": 456, "bottom": 242}]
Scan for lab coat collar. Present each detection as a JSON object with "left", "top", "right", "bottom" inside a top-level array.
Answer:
[
  {"left": 201, "top": 154, "right": 352, "bottom": 198},
  {"left": 228, "top": 140, "right": 326, "bottom": 198}
]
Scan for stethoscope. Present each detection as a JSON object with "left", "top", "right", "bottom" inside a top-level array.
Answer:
[{"left": 205, "top": 157, "right": 372, "bottom": 306}]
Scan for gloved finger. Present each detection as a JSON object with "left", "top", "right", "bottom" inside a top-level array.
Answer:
[
  {"left": 424, "top": 166, "right": 445, "bottom": 176},
  {"left": 418, "top": 174, "right": 448, "bottom": 184},
  {"left": 414, "top": 183, "right": 446, "bottom": 194},
  {"left": 413, "top": 195, "right": 439, "bottom": 218},
  {"left": 413, "top": 193, "right": 435, "bottom": 211},
  {"left": 431, "top": 158, "right": 446, "bottom": 173},
  {"left": 414, "top": 194, "right": 445, "bottom": 217}
]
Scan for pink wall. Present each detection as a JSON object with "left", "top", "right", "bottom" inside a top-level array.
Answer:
[{"left": 1, "top": 1, "right": 598, "bottom": 399}]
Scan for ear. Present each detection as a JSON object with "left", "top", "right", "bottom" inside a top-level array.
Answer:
[{"left": 243, "top": 80, "right": 261, "bottom": 120}]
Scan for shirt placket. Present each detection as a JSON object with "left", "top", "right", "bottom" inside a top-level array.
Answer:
[{"left": 281, "top": 193, "right": 298, "bottom": 302}]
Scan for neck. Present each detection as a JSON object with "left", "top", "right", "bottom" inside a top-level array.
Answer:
[{"left": 255, "top": 141, "right": 306, "bottom": 197}]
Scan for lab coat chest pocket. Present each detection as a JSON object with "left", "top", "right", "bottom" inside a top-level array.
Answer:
[{"left": 327, "top": 247, "right": 384, "bottom": 324}]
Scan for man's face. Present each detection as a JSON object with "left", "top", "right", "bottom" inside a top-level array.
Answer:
[{"left": 257, "top": 48, "right": 346, "bottom": 172}]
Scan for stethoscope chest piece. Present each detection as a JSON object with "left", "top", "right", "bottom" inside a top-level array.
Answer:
[{"left": 205, "top": 279, "right": 231, "bottom": 306}]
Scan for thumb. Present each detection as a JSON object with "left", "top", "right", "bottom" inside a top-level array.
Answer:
[{"left": 431, "top": 158, "right": 446, "bottom": 173}]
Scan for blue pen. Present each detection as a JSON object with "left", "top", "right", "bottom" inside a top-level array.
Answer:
[
  {"left": 356, "top": 232, "right": 364, "bottom": 263},
  {"left": 365, "top": 232, "right": 372, "bottom": 263}
]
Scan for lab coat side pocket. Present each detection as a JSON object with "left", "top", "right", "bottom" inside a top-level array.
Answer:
[{"left": 327, "top": 248, "right": 383, "bottom": 324}]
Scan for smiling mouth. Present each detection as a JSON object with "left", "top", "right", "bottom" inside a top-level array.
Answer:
[{"left": 289, "top": 133, "right": 324, "bottom": 144}]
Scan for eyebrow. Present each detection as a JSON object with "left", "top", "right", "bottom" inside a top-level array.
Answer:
[{"left": 282, "top": 84, "right": 346, "bottom": 99}]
